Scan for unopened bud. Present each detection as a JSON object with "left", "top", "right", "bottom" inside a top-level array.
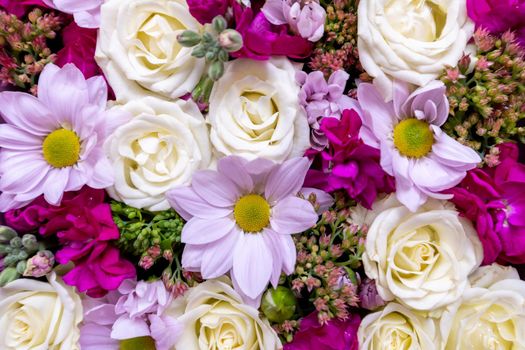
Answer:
[
  {"left": 208, "top": 61, "right": 224, "bottom": 81},
  {"left": 23, "top": 250, "right": 54, "bottom": 278},
  {"left": 21, "top": 234, "right": 38, "bottom": 252},
  {"left": 261, "top": 286, "right": 297, "bottom": 323},
  {"left": 177, "top": 30, "right": 202, "bottom": 47},
  {"left": 212, "top": 15, "right": 227, "bottom": 33},
  {"left": 0, "top": 267, "right": 20, "bottom": 287},
  {"left": 0, "top": 226, "right": 17, "bottom": 244},
  {"left": 218, "top": 29, "right": 243, "bottom": 52}
]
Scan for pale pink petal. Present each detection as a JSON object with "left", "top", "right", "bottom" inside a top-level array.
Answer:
[
  {"left": 0, "top": 124, "right": 42, "bottom": 150},
  {"left": 42, "top": 168, "right": 70, "bottom": 205},
  {"left": 261, "top": 0, "right": 288, "bottom": 24},
  {"left": 279, "top": 234, "right": 297, "bottom": 275},
  {"left": 395, "top": 176, "right": 426, "bottom": 212},
  {"left": 201, "top": 227, "right": 242, "bottom": 279},
  {"left": 0, "top": 192, "right": 31, "bottom": 211},
  {"left": 356, "top": 83, "right": 396, "bottom": 142},
  {"left": 270, "top": 197, "right": 317, "bottom": 234},
  {"left": 166, "top": 186, "right": 232, "bottom": 221},
  {"left": 262, "top": 229, "right": 283, "bottom": 287},
  {"left": 217, "top": 156, "right": 254, "bottom": 193},
  {"left": 86, "top": 75, "right": 108, "bottom": 110},
  {"left": 111, "top": 316, "right": 150, "bottom": 339},
  {"left": 232, "top": 233, "right": 273, "bottom": 299},
  {"left": 181, "top": 244, "right": 204, "bottom": 272},
  {"left": 192, "top": 170, "right": 240, "bottom": 207},
  {"left": 265, "top": 157, "right": 310, "bottom": 204},
  {"left": 0, "top": 92, "right": 56, "bottom": 135},
  {"left": 299, "top": 187, "right": 333, "bottom": 214},
  {"left": 392, "top": 81, "right": 411, "bottom": 119},
  {"left": 231, "top": 273, "right": 263, "bottom": 308},
  {"left": 246, "top": 157, "right": 275, "bottom": 193},
  {"left": 0, "top": 152, "right": 49, "bottom": 192},
  {"left": 38, "top": 63, "right": 89, "bottom": 123},
  {"left": 432, "top": 132, "right": 481, "bottom": 170},
  {"left": 86, "top": 156, "right": 114, "bottom": 189},
  {"left": 409, "top": 156, "right": 466, "bottom": 192},
  {"left": 150, "top": 315, "right": 182, "bottom": 350},
  {"left": 181, "top": 217, "right": 236, "bottom": 245}
]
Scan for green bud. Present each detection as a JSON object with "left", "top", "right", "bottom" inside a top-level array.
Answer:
[
  {"left": 0, "top": 267, "right": 20, "bottom": 287},
  {"left": 3, "top": 254, "right": 19, "bottom": 266},
  {"left": 10, "top": 237, "right": 22, "bottom": 249},
  {"left": 119, "top": 336, "right": 156, "bottom": 350},
  {"left": 0, "top": 226, "right": 17, "bottom": 243},
  {"left": 177, "top": 30, "right": 202, "bottom": 47},
  {"left": 261, "top": 286, "right": 297, "bottom": 323},
  {"left": 22, "top": 234, "right": 39, "bottom": 252},
  {"left": 218, "top": 29, "right": 243, "bottom": 52},
  {"left": 212, "top": 15, "right": 227, "bottom": 33},
  {"left": 16, "top": 260, "right": 27, "bottom": 274},
  {"left": 205, "top": 49, "right": 217, "bottom": 62},
  {"left": 208, "top": 61, "right": 224, "bottom": 81},
  {"left": 217, "top": 49, "right": 229, "bottom": 62},
  {"left": 191, "top": 44, "right": 207, "bottom": 58}
]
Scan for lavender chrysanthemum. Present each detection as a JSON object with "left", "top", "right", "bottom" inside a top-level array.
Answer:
[
  {"left": 0, "top": 63, "right": 130, "bottom": 211},
  {"left": 358, "top": 80, "right": 481, "bottom": 211},
  {"left": 167, "top": 156, "right": 323, "bottom": 306}
]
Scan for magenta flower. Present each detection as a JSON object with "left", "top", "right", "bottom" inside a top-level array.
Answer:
[
  {"left": 5, "top": 187, "right": 136, "bottom": 297},
  {"left": 262, "top": 0, "right": 326, "bottom": 42},
  {"left": 297, "top": 70, "right": 360, "bottom": 149},
  {"left": 231, "top": 0, "right": 313, "bottom": 60},
  {"left": 285, "top": 312, "right": 360, "bottom": 350},
  {"left": 0, "top": 0, "right": 49, "bottom": 17},
  {"left": 167, "top": 156, "right": 320, "bottom": 305},
  {"left": 357, "top": 80, "right": 481, "bottom": 211},
  {"left": 0, "top": 63, "right": 129, "bottom": 211},
  {"left": 449, "top": 142, "right": 525, "bottom": 264},
  {"left": 305, "top": 109, "right": 395, "bottom": 209},
  {"left": 187, "top": 0, "right": 229, "bottom": 24},
  {"left": 467, "top": 0, "right": 525, "bottom": 47},
  {"left": 56, "top": 22, "right": 101, "bottom": 79},
  {"left": 43, "top": 0, "right": 101, "bottom": 28}
]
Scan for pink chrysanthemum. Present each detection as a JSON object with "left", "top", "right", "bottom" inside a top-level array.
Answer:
[
  {"left": 357, "top": 80, "right": 481, "bottom": 211},
  {"left": 0, "top": 63, "right": 129, "bottom": 211},
  {"left": 167, "top": 156, "right": 322, "bottom": 305}
]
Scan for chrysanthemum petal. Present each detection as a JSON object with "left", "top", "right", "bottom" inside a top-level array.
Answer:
[
  {"left": 166, "top": 186, "right": 232, "bottom": 221},
  {"left": 265, "top": 157, "right": 310, "bottom": 204},
  {"left": 182, "top": 217, "right": 236, "bottom": 245},
  {"left": 201, "top": 227, "right": 242, "bottom": 279},
  {"left": 192, "top": 170, "right": 240, "bottom": 207},
  {"left": 270, "top": 196, "right": 317, "bottom": 234}
]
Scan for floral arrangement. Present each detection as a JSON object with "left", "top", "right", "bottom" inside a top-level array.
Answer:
[{"left": 0, "top": 0, "right": 524, "bottom": 349}]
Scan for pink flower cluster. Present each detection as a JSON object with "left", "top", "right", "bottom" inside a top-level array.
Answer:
[
  {"left": 305, "top": 109, "right": 395, "bottom": 209},
  {"left": 5, "top": 187, "right": 135, "bottom": 296},
  {"left": 449, "top": 143, "right": 525, "bottom": 264}
]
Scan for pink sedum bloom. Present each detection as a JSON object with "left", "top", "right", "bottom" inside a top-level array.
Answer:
[
  {"left": 357, "top": 80, "right": 481, "bottom": 211},
  {"left": 262, "top": 0, "right": 326, "bottom": 42},
  {"left": 0, "top": 63, "right": 129, "bottom": 212},
  {"left": 43, "top": 0, "right": 101, "bottom": 28},
  {"left": 167, "top": 156, "right": 321, "bottom": 306}
]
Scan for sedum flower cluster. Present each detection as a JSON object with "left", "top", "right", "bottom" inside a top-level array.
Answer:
[
  {"left": 309, "top": 0, "right": 362, "bottom": 79},
  {"left": 441, "top": 28, "right": 525, "bottom": 156},
  {"left": 0, "top": 8, "right": 63, "bottom": 93},
  {"left": 271, "top": 191, "right": 363, "bottom": 343}
]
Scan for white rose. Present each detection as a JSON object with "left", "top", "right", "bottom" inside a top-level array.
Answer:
[
  {"left": 105, "top": 97, "right": 212, "bottom": 211},
  {"left": 0, "top": 272, "right": 83, "bottom": 350},
  {"left": 363, "top": 195, "right": 483, "bottom": 311},
  {"left": 358, "top": 302, "right": 441, "bottom": 350},
  {"left": 165, "top": 278, "right": 282, "bottom": 350},
  {"left": 442, "top": 264, "right": 525, "bottom": 350},
  {"left": 96, "top": 0, "right": 205, "bottom": 102},
  {"left": 208, "top": 57, "right": 310, "bottom": 163},
  {"left": 358, "top": 0, "right": 474, "bottom": 100}
]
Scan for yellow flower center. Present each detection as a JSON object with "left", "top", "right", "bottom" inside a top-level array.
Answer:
[
  {"left": 120, "top": 336, "right": 156, "bottom": 350},
  {"left": 393, "top": 119, "right": 434, "bottom": 158},
  {"left": 42, "top": 128, "right": 80, "bottom": 168},
  {"left": 234, "top": 194, "right": 271, "bottom": 233}
]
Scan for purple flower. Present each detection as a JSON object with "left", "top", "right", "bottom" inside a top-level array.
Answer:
[
  {"left": 358, "top": 80, "right": 481, "bottom": 212},
  {"left": 167, "top": 156, "right": 321, "bottom": 306},
  {"left": 231, "top": 0, "right": 313, "bottom": 60},
  {"left": 467, "top": 0, "right": 525, "bottom": 47},
  {"left": 262, "top": 0, "right": 326, "bottom": 42},
  {"left": 23, "top": 250, "right": 55, "bottom": 277},
  {"left": 285, "top": 312, "right": 360, "bottom": 350},
  {"left": 297, "top": 70, "right": 359, "bottom": 149},
  {"left": 305, "top": 109, "right": 395, "bottom": 209},
  {"left": 0, "top": 63, "right": 130, "bottom": 211},
  {"left": 358, "top": 278, "right": 386, "bottom": 310},
  {"left": 450, "top": 142, "right": 525, "bottom": 264}
]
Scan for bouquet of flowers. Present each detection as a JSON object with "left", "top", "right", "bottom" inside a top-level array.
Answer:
[{"left": 0, "top": 0, "right": 524, "bottom": 349}]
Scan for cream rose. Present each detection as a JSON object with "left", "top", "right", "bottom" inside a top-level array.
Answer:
[
  {"left": 0, "top": 272, "right": 83, "bottom": 350},
  {"left": 165, "top": 278, "right": 282, "bottom": 350},
  {"left": 358, "top": 0, "right": 474, "bottom": 100},
  {"left": 105, "top": 97, "right": 212, "bottom": 211},
  {"left": 358, "top": 302, "right": 441, "bottom": 350},
  {"left": 96, "top": 0, "right": 205, "bottom": 102},
  {"left": 362, "top": 195, "right": 483, "bottom": 311},
  {"left": 442, "top": 264, "right": 525, "bottom": 349},
  {"left": 208, "top": 57, "right": 310, "bottom": 163}
]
